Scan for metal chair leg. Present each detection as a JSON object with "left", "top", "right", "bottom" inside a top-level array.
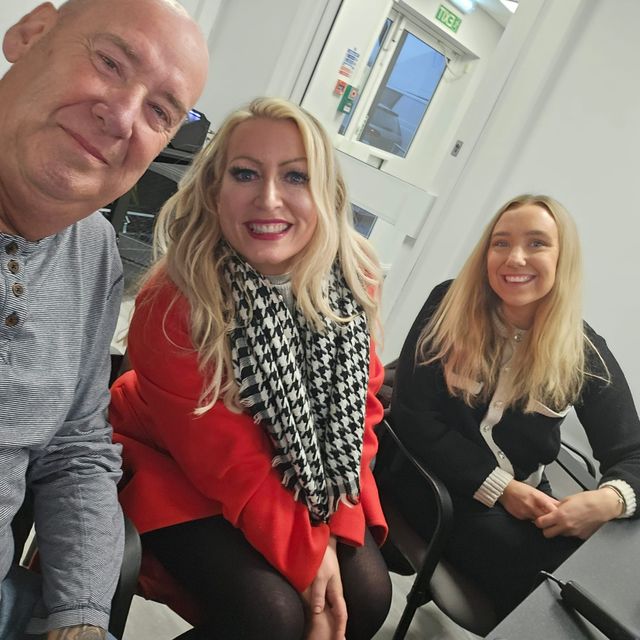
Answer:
[{"left": 393, "top": 582, "right": 432, "bottom": 640}]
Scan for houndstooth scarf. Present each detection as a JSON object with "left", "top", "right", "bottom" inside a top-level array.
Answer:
[{"left": 224, "top": 254, "right": 370, "bottom": 524}]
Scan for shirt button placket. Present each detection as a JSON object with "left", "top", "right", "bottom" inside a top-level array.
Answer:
[{"left": 2, "top": 242, "right": 26, "bottom": 334}]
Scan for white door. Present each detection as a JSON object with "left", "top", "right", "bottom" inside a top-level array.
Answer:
[{"left": 336, "top": 11, "right": 457, "bottom": 172}]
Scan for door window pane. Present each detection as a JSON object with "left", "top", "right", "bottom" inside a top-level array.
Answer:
[
  {"left": 358, "top": 30, "right": 447, "bottom": 157},
  {"left": 339, "top": 18, "right": 394, "bottom": 136}
]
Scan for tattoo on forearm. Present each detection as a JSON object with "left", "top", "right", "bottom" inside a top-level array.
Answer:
[{"left": 47, "top": 625, "right": 106, "bottom": 640}]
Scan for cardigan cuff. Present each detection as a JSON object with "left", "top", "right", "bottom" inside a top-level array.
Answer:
[
  {"left": 474, "top": 467, "right": 513, "bottom": 507},
  {"left": 600, "top": 479, "right": 636, "bottom": 518}
]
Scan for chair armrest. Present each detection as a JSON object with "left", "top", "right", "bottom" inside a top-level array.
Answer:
[
  {"left": 377, "top": 360, "right": 399, "bottom": 412},
  {"left": 375, "top": 418, "right": 454, "bottom": 577},
  {"left": 11, "top": 490, "right": 35, "bottom": 565},
  {"left": 556, "top": 442, "right": 598, "bottom": 491},
  {"left": 560, "top": 440, "right": 597, "bottom": 478},
  {"left": 108, "top": 516, "right": 142, "bottom": 639}
]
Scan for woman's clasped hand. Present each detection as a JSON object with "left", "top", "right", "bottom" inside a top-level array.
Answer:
[{"left": 303, "top": 537, "right": 348, "bottom": 640}]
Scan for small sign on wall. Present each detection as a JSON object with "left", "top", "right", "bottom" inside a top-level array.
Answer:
[
  {"left": 334, "top": 79, "right": 348, "bottom": 96},
  {"left": 338, "top": 47, "right": 360, "bottom": 78},
  {"left": 337, "top": 85, "right": 359, "bottom": 114},
  {"left": 436, "top": 5, "right": 462, "bottom": 32}
]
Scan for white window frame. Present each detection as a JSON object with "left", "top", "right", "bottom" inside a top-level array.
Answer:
[{"left": 339, "top": 8, "right": 463, "bottom": 161}]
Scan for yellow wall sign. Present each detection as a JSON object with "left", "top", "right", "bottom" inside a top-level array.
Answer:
[{"left": 436, "top": 5, "right": 462, "bottom": 33}]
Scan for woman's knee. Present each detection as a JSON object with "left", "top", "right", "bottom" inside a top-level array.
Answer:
[
  {"left": 339, "top": 534, "right": 393, "bottom": 639},
  {"left": 246, "top": 587, "right": 306, "bottom": 640},
  {"left": 345, "top": 572, "right": 392, "bottom": 639}
]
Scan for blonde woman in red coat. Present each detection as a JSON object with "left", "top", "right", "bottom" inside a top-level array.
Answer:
[{"left": 109, "top": 97, "right": 391, "bottom": 640}]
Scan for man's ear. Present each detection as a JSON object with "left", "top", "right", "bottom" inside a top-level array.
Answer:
[{"left": 3, "top": 3, "right": 59, "bottom": 63}]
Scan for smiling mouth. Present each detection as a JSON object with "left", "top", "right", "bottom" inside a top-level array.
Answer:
[
  {"left": 503, "top": 275, "right": 535, "bottom": 283},
  {"left": 247, "top": 222, "right": 291, "bottom": 234},
  {"left": 62, "top": 127, "right": 108, "bottom": 164}
]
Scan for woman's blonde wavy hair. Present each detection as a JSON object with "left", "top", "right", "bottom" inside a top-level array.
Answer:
[
  {"left": 416, "top": 194, "right": 608, "bottom": 411},
  {"left": 144, "top": 97, "right": 381, "bottom": 413}
]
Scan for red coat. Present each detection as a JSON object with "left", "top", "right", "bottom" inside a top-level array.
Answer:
[{"left": 110, "top": 279, "right": 388, "bottom": 596}]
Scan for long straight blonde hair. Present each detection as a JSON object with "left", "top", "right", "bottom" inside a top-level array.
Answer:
[
  {"left": 144, "top": 97, "right": 381, "bottom": 413},
  {"left": 416, "top": 194, "right": 608, "bottom": 411}
]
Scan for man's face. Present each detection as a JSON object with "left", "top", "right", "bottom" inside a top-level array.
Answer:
[{"left": 0, "top": 0, "right": 208, "bottom": 239}]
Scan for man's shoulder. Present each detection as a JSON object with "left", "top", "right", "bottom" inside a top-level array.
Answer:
[
  {"left": 55, "top": 212, "right": 123, "bottom": 287},
  {"left": 61, "top": 211, "right": 120, "bottom": 265},
  {"left": 73, "top": 211, "right": 118, "bottom": 244}
]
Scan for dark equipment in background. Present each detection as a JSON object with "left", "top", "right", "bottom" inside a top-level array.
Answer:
[
  {"left": 103, "top": 108, "right": 211, "bottom": 288},
  {"left": 168, "top": 108, "right": 210, "bottom": 153}
]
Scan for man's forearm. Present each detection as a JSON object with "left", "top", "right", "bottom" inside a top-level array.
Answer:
[{"left": 47, "top": 626, "right": 106, "bottom": 640}]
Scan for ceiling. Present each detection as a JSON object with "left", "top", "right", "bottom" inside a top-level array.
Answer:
[{"left": 474, "top": 0, "right": 518, "bottom": 28}]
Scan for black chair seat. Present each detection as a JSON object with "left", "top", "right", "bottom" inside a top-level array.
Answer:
[{"left": 379, "top": 481, "right": 497, "bottom": 637}]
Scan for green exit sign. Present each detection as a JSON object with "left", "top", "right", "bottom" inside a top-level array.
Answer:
[{"left": 436, "top": 5, "right": 462, "bottom": 33}]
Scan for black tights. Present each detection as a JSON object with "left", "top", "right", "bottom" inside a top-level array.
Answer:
[{"left": 143, "top": 516, "right": 392, "bottom": 640}]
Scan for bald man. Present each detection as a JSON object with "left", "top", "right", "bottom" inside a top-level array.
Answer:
[{"left": 0, "top": 1, "right": 208, "bottom": 638}]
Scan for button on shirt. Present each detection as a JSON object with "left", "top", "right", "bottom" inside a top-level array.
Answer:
[{"left": 0, "top": 213, "right": 124, "bottom": 633}]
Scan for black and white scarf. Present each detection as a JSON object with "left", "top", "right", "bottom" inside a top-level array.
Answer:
[{"left": 224, "top": 255, "right": 370, "bottom": 524}]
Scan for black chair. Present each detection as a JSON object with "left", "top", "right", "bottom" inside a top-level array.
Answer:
[
  {"left": 374, "top": 415, "right": 598, "bottom": 639},
  {"left": 110, "top": 516, "right": 143, "bottom": 639},
  {"left": 11, "top": 487, "right": 141, "bottom": 639}
]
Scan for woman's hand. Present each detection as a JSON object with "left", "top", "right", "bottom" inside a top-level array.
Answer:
[
  {"left": 534, "top": 488, "right": 623, "bottom": 539},
  {"left": 498, "top": 479, "right": 560, "bottom": 520},
  {"left": 305, "top": 608, "right": 345, "bottom": 640},
  {"left": 302, "top": 536, "right": 347, "bottom": 640}
]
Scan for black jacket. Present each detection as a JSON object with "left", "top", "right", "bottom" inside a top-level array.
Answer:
[{"left": 391, "top": 281, "right": 640, "bottom": 512}]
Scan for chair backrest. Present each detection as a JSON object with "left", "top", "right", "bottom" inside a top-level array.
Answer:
[
  {"left": 11, "top": 490, "right": 34, "bottom": 565},
  {"left": 374, "top": 417, "right": 498, "bottom": 638},
  {"left": 110, "top": 516, "right": 142, "bottom": 638}
]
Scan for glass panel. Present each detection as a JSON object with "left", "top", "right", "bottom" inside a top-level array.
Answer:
[
  {"left": 351, "top": 203, "right": 377, "bottom": 239},
  {"left": 338, "top": 18, "right": 393, "bottom": 136},
  {"left": 358, "top": 30, "right": 447, "bottom": 157}
]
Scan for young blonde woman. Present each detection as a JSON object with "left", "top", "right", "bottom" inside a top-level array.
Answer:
[
  {"left": 390, "top": 194, "right": 640, "bottom": 619},
  {"left": 109, "top": 97, "right": 392, "bottom": 640}
]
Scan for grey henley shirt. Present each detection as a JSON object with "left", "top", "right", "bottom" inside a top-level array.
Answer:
[{"left": 0, "top": 212, "right": 124, "bottom": 633}]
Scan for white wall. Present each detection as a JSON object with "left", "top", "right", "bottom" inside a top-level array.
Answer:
[
  {"left": 383, "top": 0, "right": 640, "bottom": 406},
  {"left": 199, "top": 0, "right": 336, "bottom": 130},
  {"left": 0, "top": 1, "right": 64, "bottom": 77}
]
